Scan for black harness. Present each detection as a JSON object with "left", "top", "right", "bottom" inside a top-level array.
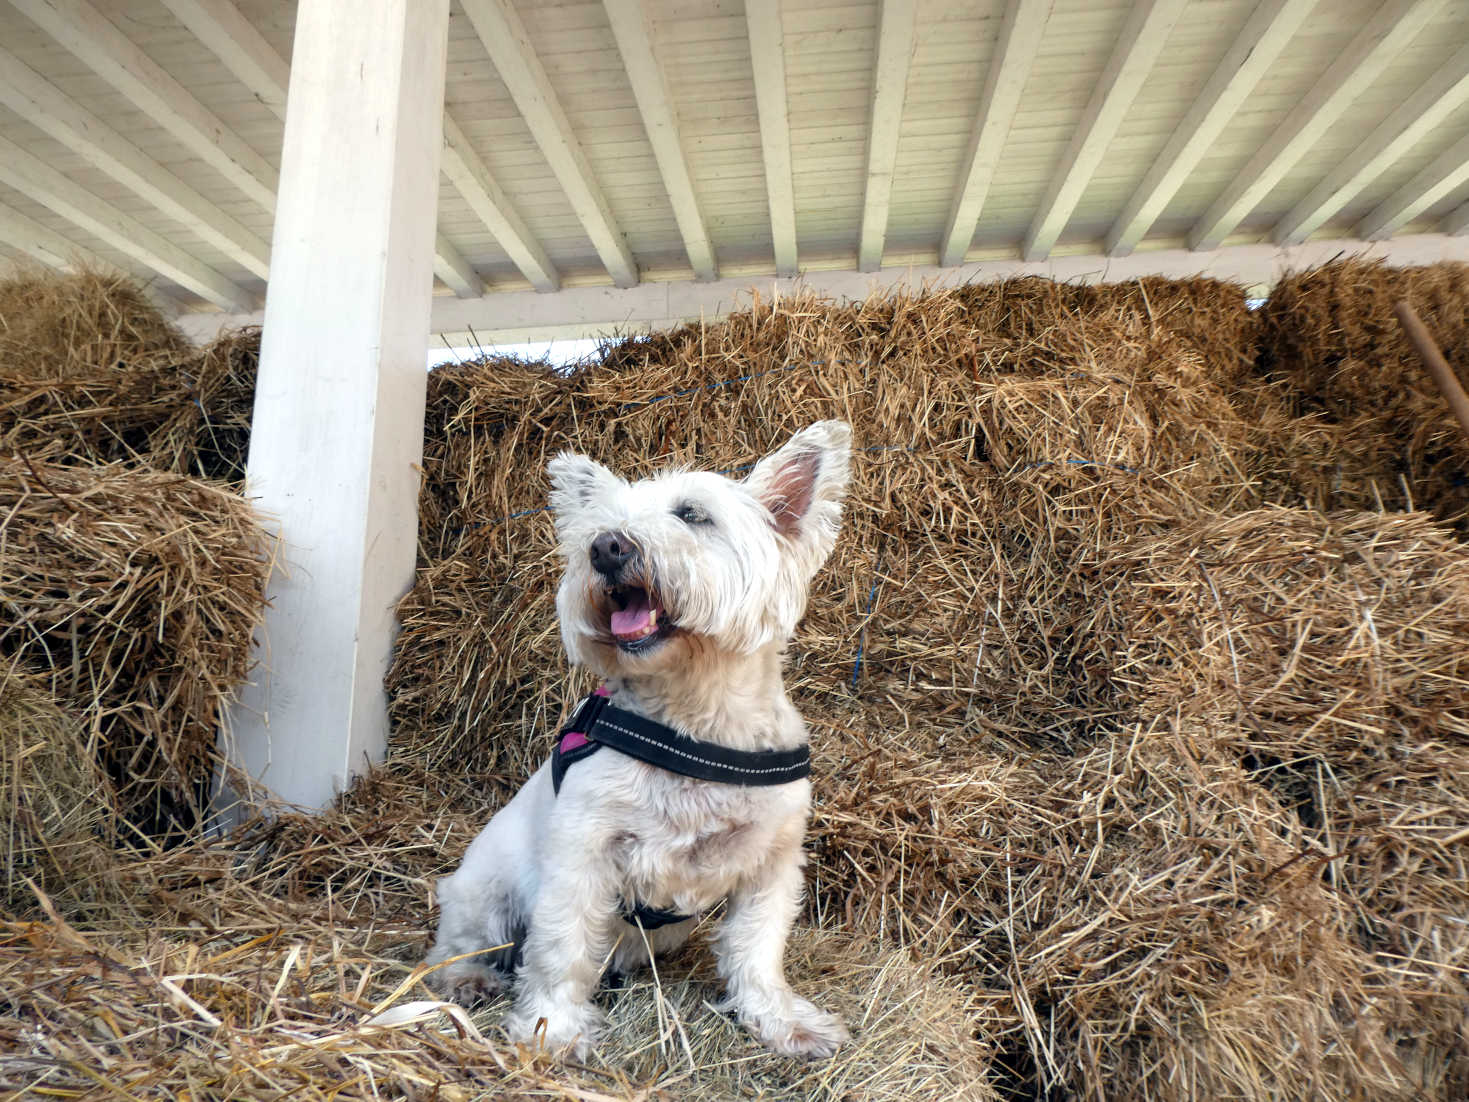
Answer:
[{"left": 550, "top": 689, "right": 811, "bottom": 929}]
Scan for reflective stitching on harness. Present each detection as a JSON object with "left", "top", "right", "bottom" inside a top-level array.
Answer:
[{"left": 596, "top": 719, "right": 807, "bottom": 777}]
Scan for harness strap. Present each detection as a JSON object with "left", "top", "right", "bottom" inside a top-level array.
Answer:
[
  {"left": 551, "top": 691, "right": 811, "bottom": 794},
  {"left": 548, "top": 689, "right": 811, "bottom": 931}
]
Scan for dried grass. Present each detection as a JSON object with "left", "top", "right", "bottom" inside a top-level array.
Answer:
[
  {"left": 390, "top": 282, "right": 1259, "bottom": 772},
  {"left": 1256, "top": 258, "right": 1469, "bottom": 523},
  {"left": 0, "top": 664, "right": 121, "bottom": 913},
  {"left": 0, "top": 267, "right": 258, "bottom": 481},
  {"left": 0, "top": 764, "right": 993, "bottom": 1102},
  {"left": 0, "top": 457, "right": 272, "bottom": 837}
]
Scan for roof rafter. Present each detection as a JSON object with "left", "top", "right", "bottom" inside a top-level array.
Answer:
[
  {"left": 1106, "top": 0, "right": 1314, "bottom": 258},
  {"left": 858, "top": 0, "right": 916, "bottom": 273},
  {"left": 604, "top": 0, "right": 716, "bottom": 281},
  {"left": 1023, "top": 0, "right": 1186, "bottom": 262},
  {"left": 940, "top": 0, "right": 1051, "bottom": 268},
  {"left": 1189, "top": 0, "right": 1448, "bottom": 251},
  {"left": 0, "top": 132, "right": 254, "bottom": 310},
  {"left": 1357, "top": 131, "right": 1469, "bottom": 239},
  {"left": 0, "top": 44, "right": 271, "bottom": 280},
  {"left": 10, "top": 0, "right": 279, "bottom": 211},
  {"left": 155, "top": 0, "right": 490, "bottom": 298},
  {"left": 0, "top": 197, "right": 111, "bottom": 271},
  {"left": 459, "top": 0, "right": 638, "bottom": 288},
  {"left": 745, "top": 0, "right": 798, "bottom": 277},
  {"left": 1275, "top": 41, "right": 1469, "bottom": 245}
]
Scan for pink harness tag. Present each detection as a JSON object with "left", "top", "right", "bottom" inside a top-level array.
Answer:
[{"left": 560, "top": 730, "right": 591, "bottom": 752}]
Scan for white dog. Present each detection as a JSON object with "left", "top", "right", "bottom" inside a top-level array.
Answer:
[{"left": 424, "top": 420, "right": 852, "bottom": 1060}]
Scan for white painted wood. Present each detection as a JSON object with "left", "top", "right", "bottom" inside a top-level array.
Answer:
[
  {"left": 1275, "top": 41, "right": 1469, "bottom": 245},
  {"left": 441, "top": 114, "right": 560, "bottom": 292},
  {"left": 157, "top": 0, "right": 487, "bottom": 297},
  {"left": 0, "top": 198, "right": 111, "bottom": 271},
  {"left": 0, "top": 44, "right": 271, "bottom": 279},
  {"left": 0, "top": 133, "right": 254, "bottom": 310},
  {"left": 857, "top": 0, "right": 915, "bottom": 273},
  {"left": 1107, "top": 0, "right": 1315, "bottom": 258},
  {"left": 1189, "top": 0, "right": 1449, "bottom": 251},
  {"left": 232, "top": 0, "right": 450, "bottom": 811},
  {"left": 745, "top": 0, "right": 798, "bottom": 277},
  {"left": 1022, "top": 0, "right": 1187, "bottom": 262},
  {"left": 1446, "top": 199, "right": 1469, "bottom": 234},
  {"left": 1358, "top": 131, "right": 1469, "bottom": 239},
  {"left": 10, "top": 0, "right": 280, "bottom": 211},
  {"left": 182, "top": 233, "right": 1469, "bottom": 349},
  {"left": 940, "top": 0, "right": 1051, "bottom": 268},
  {"left": 459, "top": 0, "right": 639, "bottom": 287},
  {"left": 156, "top": 0, "right": 288, "bottom": 114},
  {"left": 604, "top": 0, "right": 717, "bottom": 281}
]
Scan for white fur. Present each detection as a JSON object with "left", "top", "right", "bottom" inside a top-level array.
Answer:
[{"left": 424, "top": 421, "right": 852, "bottom": 1060}]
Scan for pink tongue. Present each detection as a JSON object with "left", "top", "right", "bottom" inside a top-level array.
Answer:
[{"left": 611, "top": 590, "right": 654, "bottom": 637}]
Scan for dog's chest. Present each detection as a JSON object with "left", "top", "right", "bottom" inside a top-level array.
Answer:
[{"left": 613, "top": 774, "right": 792, "bottom": 904}]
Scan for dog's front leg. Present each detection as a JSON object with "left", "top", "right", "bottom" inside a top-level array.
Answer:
[
  {"left": 714, "top": 836, "right": 850, "bottom": 1059},
  {"left": 503, "top": 849, "right": 619, "bottom": 1058}
]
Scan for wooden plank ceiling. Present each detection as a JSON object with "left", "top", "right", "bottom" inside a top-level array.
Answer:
[{"left": 1, "top": 0, "right": 1467, "bottom": 318}]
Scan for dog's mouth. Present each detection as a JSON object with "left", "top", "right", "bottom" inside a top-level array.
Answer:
[{"left": 606, "top": 583, "right": 676, "bottom": 653}]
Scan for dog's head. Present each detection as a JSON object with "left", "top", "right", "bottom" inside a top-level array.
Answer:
[{"left": 547, "top": 421, "right": 851, "bottom": 676}]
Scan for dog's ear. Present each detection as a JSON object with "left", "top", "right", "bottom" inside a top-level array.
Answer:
[
  {"left": 745, "top": 421, "right": 851, "bottom": 554},
  {"left": 548, "top": 452, "right": 621, "bottom": 517}
]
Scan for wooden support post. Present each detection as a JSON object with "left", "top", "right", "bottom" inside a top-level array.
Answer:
[{"left": 228, "top": 0, "right": 450, "bottom": 810}]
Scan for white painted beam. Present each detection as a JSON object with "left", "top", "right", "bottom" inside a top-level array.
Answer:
[
  {"left": 940, "top": 0, "right": 1051, "bottom": 268},
  {"left": 1358, "top": 131, "right": 1469, "bottom": 239},
  {"left": 1107, "top": 0, "right": 1314, "bottom": 258},
  {"left": 1189, "top": 0, "right": 1448, "bottom": 251},
  {"left": 157, "top": 0, "right": 487, "bottom": 297},
  {"left": 604, "top": 0, "right": 716, "bottom": 281},
  {"left": 745, "top": 0, "right": 798, "bottom": 277},
  {"left": 10, "top": 0, "right": 280, "bottom": 211},
  {"left": 180, "top": 234, "right": 1469, "bottom": 349},
  {"left": 459, "top": 0, "right": 638, "bottom": 287},
  {"left": 1446, "top": 199, "right": 1469, "bottom": 235},
  {"left": 1275, "top": 42, "right": 1469, "bottom": 245},
  {"left": 0, "top": 133, "right": 254, "bottom": 310},
  {"left": 0, "top": 198, "right": 112, "bottom": 271},
  {"left": 1023, "top": 0, "right": 1186, "bottom": 262},
  {"left": 441, "top": 115, "right": 559, "bottom": 292},
  {"left": 232, "top": 0, "right": 450, "bottom": 811},
  {"left": 156, "top": 0, "right": 288, "bottom": 114},
  {"left": 0, "top": 44, "right": 271, "bottom": 280},
  {"left": 858, "top": 0, "right": 915, "bottom": 273}
]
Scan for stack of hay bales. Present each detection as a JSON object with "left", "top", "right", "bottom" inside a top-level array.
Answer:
[
  {"left": 1256, "top": 258, "right": 1469, "bottom": 525},
  {"left": 0, "top": 268, "right": 269, "bottom": 879},
  {"left": 387, "top": 270, "right": 1469, "bottom": 1101},
  {"left": 389, "top": 279, "right": 1260, "bottom": 772}
]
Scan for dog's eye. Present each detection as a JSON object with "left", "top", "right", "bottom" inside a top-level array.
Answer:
[{"left": 673, "top": 502, "right": 712, "bottom": 526}]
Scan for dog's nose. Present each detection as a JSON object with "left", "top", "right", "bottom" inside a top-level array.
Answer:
[{"left": 589, "top": 531, "right": 635, "bottom": 577}]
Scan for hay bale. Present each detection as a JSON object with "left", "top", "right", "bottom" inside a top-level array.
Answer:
[
  {"left": 1115, "top": 507, "right": 1469, "bottom": 770},
  {"left": 0, "top": 665, "right": 121, "bottom": 913},
  {"left": 808, "top": 716, "right": 1415, "bottom": 1101},
  {"left": 0, "top": 268, "right": 257, "bottom": 480},
  {"left": 0, "top": 457, "right": 272, "bottom": 836},
  {"left": 0, "top": 265, "right": 187, "bottom": 379},
  {"left": 1256, "top": 259, "right": 1469, "bottom": 522}
]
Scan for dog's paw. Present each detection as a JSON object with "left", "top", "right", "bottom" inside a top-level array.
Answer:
[
  {"left": 725, "top": 994, "right": 850, "bottom": 1060},
  {"left": 503, "top": 998, "right": 604, "bottom": 1060},
  {"left": 425, "top": 960, "right": 510, "bottom": 1007}
]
